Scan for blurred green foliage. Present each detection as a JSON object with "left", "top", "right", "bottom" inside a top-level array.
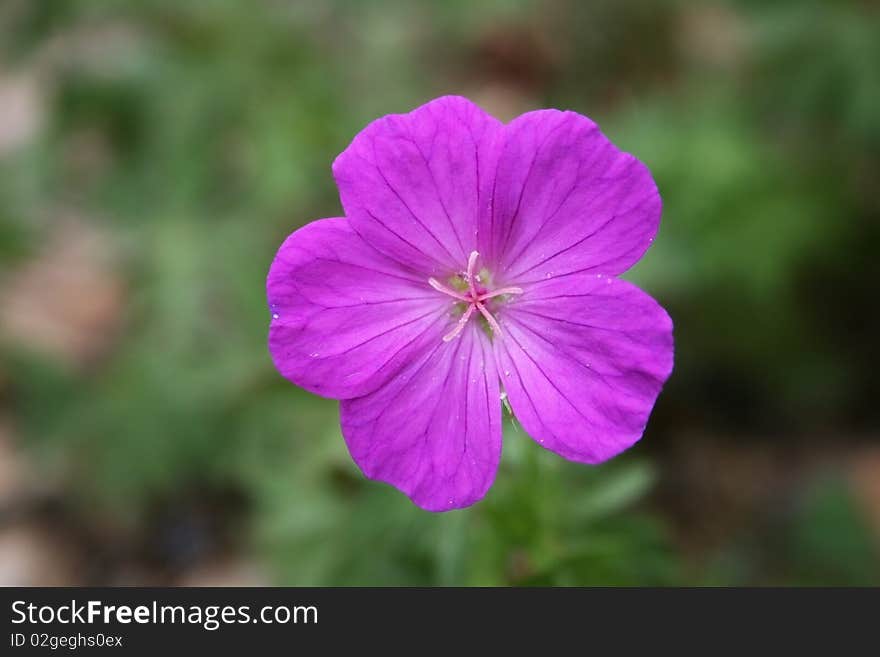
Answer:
[{"left": 1, "top": 0, "right": 878, "bottom": 585}]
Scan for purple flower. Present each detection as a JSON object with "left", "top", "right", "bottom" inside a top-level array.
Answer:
[{"left": 267, "top": 96, "right": 673, "bottom": 511}]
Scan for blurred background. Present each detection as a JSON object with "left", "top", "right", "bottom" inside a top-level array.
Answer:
[{"left": 1, "top": 0, "right": 878, "bottom": 586}]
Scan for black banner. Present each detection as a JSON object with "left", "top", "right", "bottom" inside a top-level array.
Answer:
[{"left": 1, "top": 588, "right": 876, "bottom": 652}]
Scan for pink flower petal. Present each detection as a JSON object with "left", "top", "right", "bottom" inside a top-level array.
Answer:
[
  {"left": 341, "top": 323, "right": 502, "bottom": 512},
  {"left": 333, "top": 95, "right": 502, "bottom": 275},
  {"left": 487, "top": 110, "right": 660, "bottom": 283},
  {"left": 267, "top": 218, "right": 448, "bottom": 399},
  {"left": 494, "top": 273, "right": 673, "bottom": 463}
]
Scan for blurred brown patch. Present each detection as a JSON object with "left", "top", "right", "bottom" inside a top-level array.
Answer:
[
  {"left": 657, "top": 434, "right": 793, "bottom": 556},
  {"left": 659, "top": 434, "right": 880, "bottom": 565},
  {"left": 178, "top": 556, "right": 270, "bottom": 587},
  {"left": 505, "top": 547, "right": 535, "bottom": 585},
  {"left": 466, "top": 84, "right": 536, "bottom": 124},
  {"left": 677, "top": 4, "right": 747, "bottom": 71},
  {"left": 0, "top": 72, "right": 46, "bottom": 156},
  {"left": 468, "top": 21, "right": 560, "bottom": 96},
  {"left": 0, "top": 522, "right": 81, "bottom": 586},
  {"left": 0, "top": 216, "right": 126, "bottom": 368},
  {"left": 850, "top": 446, "right": 880, "bottom": 545},
  {"left": 0, "top": 418, "right": 80, "bottom": 585}
]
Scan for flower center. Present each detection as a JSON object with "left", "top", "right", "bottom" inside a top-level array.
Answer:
[{"left": 429, "top": 251, "right": 523, "bottom": 342}]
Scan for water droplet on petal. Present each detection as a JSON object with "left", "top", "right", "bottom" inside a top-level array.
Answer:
[
  {"left": 504, "top": 370, "right": 510, "bottom": 377},
  {"left": 310, "top": 352, "right": 319, "bottom": 358},
  {"left": 272, "top": 313, "right": 279, "bottom": 319}
]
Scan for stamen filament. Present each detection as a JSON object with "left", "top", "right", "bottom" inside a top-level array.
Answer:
[
  {"left": 475, "top": 302, "right": 504, "bottom": 338},
  {"left": 429, "top": 277, "right": 469, "bottom": 301},
  {"left": 466, "top": 250, "right": 480, "bottom": 299},
  {"left": 477, "top": 286, "right": 523, "bottom": 301},
  {"left": 442, "top": 303, "right": 475, "bottom": 342}
]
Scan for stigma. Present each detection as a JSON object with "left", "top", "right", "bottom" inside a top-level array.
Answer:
[{"left": 428, "top": 251, "right": 523, "bottom": 342}]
